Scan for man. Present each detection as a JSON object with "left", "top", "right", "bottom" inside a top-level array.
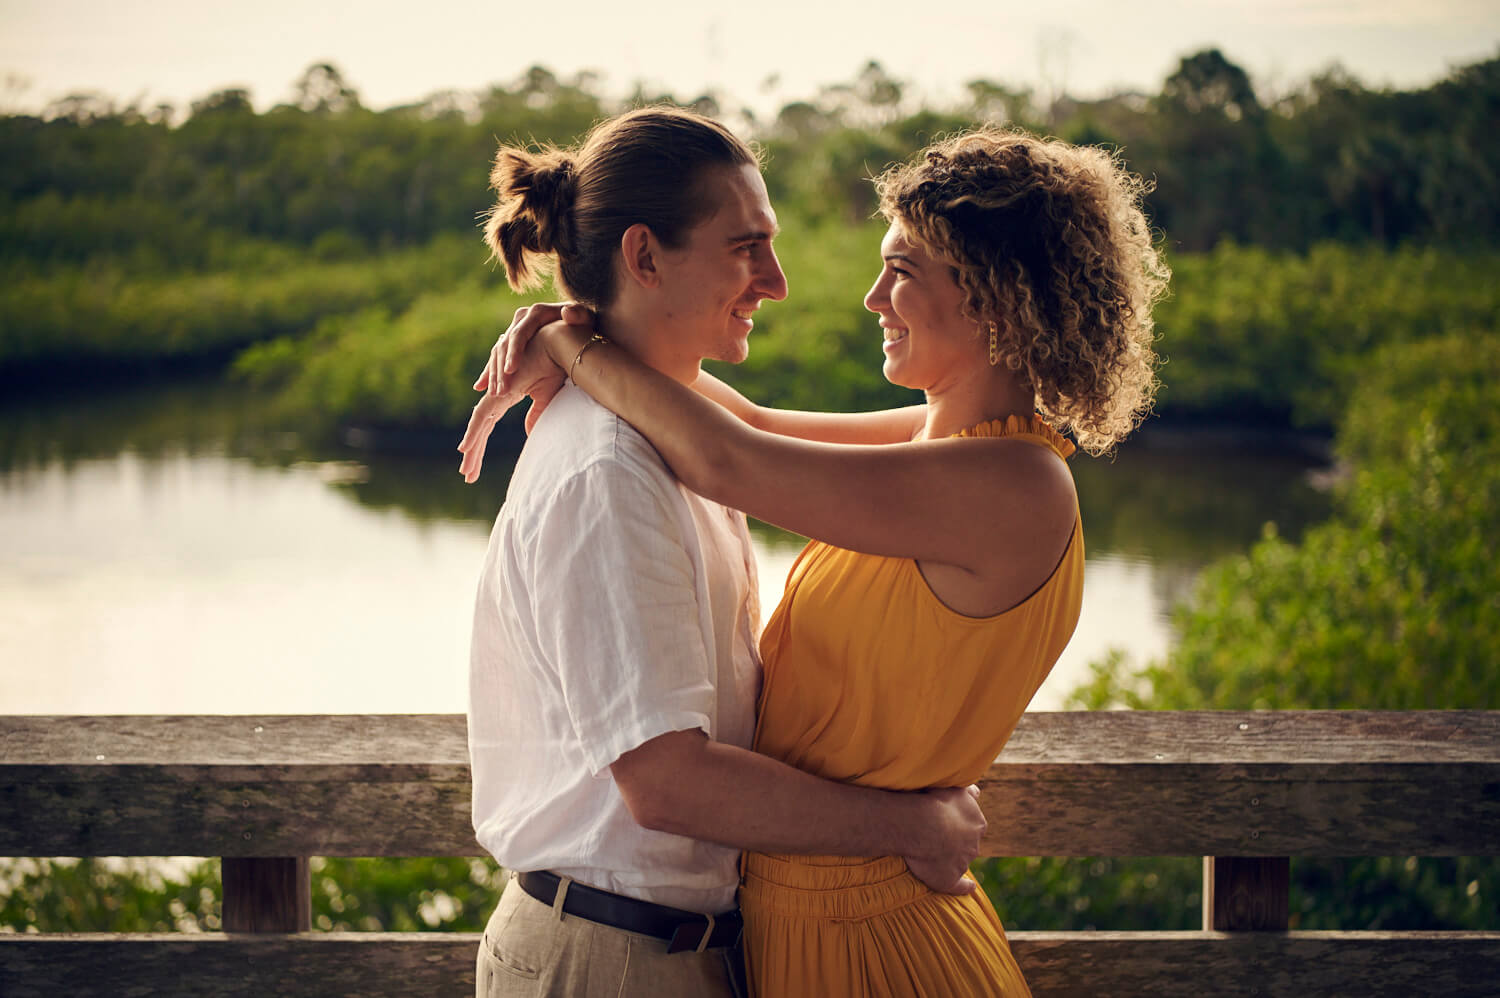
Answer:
[{"left": 461, "top": 108, "right": 984, "bottom": 997}]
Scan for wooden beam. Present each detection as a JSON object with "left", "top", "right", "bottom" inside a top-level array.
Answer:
[
  {"left": 0, "top": 776, "right": 477, "bottom": 856},
  {"left": 0, "top": 714, "right": 477, "bottom": 856},
  {"left": 1010, "top": 931, "right": 1500, "bottom": 997},
  {"left": 976, "top": 710, "right": 1500, "bottom": 856},
  {"left": 2, "top": 712, "right": 1497, "bottom": 857},
  {"left": 1203, "top": 857, "right": 1290, "bottom": 931},
  {"left": 222, "top": 857, "right": 310, "bottom": 933},
  {"left": 5, "top": 931, "right": 1500, "bottom": 998}
]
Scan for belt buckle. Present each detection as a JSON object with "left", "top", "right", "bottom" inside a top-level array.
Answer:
[{"left": 666, "top": 912, "right": 716, "bottom": 954}]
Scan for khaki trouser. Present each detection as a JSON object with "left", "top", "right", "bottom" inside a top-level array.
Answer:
[{"left": 476, "top": 877, "right": 739, "bottom": 998}]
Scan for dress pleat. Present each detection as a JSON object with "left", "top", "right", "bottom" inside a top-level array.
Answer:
[{"left": 742, "top": 854, "right": 1030, "bottom": 997}]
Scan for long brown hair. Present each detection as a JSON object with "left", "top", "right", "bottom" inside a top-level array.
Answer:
[{"left": 875, "top": 129, "right": 1169, "bottom": 454}]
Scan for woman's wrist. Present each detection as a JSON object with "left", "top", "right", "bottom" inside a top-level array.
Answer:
[
  {"left": 567, "top": 332, "right": 609, "bottom": 383},
  {"left": 540, "top": 320, "right": 589, "bottom": 371}
]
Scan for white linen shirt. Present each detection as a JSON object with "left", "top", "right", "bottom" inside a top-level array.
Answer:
[{"left": 469, "top": 385, "right": 761, "bottom": 914}]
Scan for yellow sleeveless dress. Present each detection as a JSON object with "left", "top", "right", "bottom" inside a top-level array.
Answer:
[{"left": 741, "top": 416, "right": 1084, "bottom": 997}]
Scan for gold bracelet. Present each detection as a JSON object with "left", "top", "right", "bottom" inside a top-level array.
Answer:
[{"left": 568, "top": 333, "right": 608, "bottom": 383}]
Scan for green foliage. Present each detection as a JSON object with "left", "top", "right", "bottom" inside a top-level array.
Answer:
[
  {"left": 0, "top": 66, "right": 609, "bottom": 264},
  {"left": 0, "top": 858, "right": 221, "bottom": 933},
  {"left": 1153, "top": 244, "right": 1500, "bottom": 426},
  {"left": 1076, "top": 331, "right": 1500, "bottom": 712},
  {"left": 1, "top": 857, "right": 504, "bottom": 934},
  {"left": 308, "top": 857, "right": 504, "bottom": 932},
  {"left": 233, "top": 276, "right": 538, "bottom": 432},
  {"left": 1291, "top": 857, "right": 1498, "bottom": 930},
  {"left": 973, "top": 856, "right": 1201, "bottom": 930},
  {"left": 6, "top": 53, "right": 1499, "bottom": 417},
  {"left": 1068, "top": 331, "right": 1500, "bottom": 930},
  {"left": 6, "top": 51, "right": 1499, "bottom": 271},
  {"left": 225, "top": 238, "right": 1500, "bottom": 437},
  {"left": 0, "top": 235, "right": 487, "bottom": 372}
]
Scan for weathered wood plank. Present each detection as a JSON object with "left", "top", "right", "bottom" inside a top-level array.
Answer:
[
  {"left": 0, "top": 934, "right": 478, "bottom": 998},
  {"left": 0, "top": 714, "right": 468, "bottom": 775},
  {"left": 1204, "top": 857, "right": 1290, "bottom": 931},
  {"left": 4, "top": 713, "right": 1497, "bottom": 857},
  {"left": 999, "top": 710, "right": 1500, "bottom": 764},
  {"left": 975, "top": 767, "right": 1500, "bottom": 855},
  {"left": 4, "top": 932, "right": 1499, "bottom": 998},
  {"left": 1010, "top": 931, "right": 1500, "bottom": 997},
  {"left": 0, "top": 777, "right": 477, "bottom": 856},
  {"left": 7, "top": 711, "right": 1495, "bottom": 771},
  {"left": 981, "top": 711, "right": 1500, "bottom": 855}
]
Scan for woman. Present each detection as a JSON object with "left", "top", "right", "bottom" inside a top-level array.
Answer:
[{"left": 465, "top": 128, "right": 1168, "bottom": 996}]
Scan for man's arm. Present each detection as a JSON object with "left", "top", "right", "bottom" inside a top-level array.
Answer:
[{"left": 611, "top": 729, "right": 984, "bottom": 895}]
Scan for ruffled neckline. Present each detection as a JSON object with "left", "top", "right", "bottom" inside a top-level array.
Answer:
[{"left": 953, "top": 414, "right": 1076, "bottom": 459}]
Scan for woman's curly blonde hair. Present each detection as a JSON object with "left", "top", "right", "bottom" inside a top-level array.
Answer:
[{"left": 874, "top": 128, "right": 1169, "bottom": 454}]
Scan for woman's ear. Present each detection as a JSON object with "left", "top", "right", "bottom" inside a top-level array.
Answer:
[{"left": 619, "top": 223, "right": 661, "bottom": 289}]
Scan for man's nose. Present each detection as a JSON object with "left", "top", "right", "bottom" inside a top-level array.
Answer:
[{"left": 756, "top": 248, "right": 789, "bottom": 302}]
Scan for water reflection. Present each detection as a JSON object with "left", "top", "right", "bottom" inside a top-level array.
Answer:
[
  {"left": 0, "top": 378, "right": 1331, "bottom": 714},
  {"left": 1072, "top": 429, "right": 1333, "bottom": 610}
]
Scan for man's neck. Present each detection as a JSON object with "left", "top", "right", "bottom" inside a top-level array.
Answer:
[{"left": 597, "top": 308, "right": 700, "bottom": 386}]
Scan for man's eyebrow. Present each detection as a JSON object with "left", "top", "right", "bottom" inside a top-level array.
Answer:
[
  {"left": 883, "top": 252, "right": 919, "bottom": 266},
  {"left": 728, "top": 224, "right": 780, "bottom": 243}
]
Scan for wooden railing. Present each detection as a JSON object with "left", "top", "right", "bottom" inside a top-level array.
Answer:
[{"left": 2, "top": 712, "right": 1498, "bottom": 996}]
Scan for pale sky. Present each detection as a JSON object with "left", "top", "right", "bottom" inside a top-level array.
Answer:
[{"left": 2, "top": 0, "right": 1497, "bottom": 119}]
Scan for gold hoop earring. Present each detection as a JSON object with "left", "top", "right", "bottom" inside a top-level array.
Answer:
[{"left": 987, "top": 322, "right": 999, "bottom": 366}]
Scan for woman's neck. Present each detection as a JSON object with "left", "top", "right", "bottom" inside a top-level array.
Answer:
[{"left": 919, "top": 367, "right": 1036, "bottom": 441}]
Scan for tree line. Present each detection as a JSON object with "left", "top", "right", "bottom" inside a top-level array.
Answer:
[{"left": 3, "top": 50, "right": 1498, "bottom": 272}]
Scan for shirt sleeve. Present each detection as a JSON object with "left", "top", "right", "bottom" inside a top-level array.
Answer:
[{"left": 529, "top": 459, "right": 715, "bottom": 776}]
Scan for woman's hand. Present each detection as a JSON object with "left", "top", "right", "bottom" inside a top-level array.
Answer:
[
  {"left": 473, "top": 301, "right": 595, "bottom": 399},
  {"left": 457, "top": 303, "right": 593, "bottom": 483}
]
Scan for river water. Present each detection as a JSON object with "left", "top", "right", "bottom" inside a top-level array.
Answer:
[{"left": 0, "top": 378, "right": 1332, "bottom": 714}]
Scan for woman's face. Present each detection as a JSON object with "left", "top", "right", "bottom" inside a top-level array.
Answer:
[{"left": 864, "top": 222, "right": 981, "bottom": 392}]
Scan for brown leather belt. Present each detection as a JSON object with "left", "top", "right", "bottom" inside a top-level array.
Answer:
[{"left": 515, "top": 870, "right": 743, "bottom": 953}]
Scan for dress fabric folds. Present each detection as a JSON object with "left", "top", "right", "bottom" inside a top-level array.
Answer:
[
  {"left": 741, "top": 853, "right": 1029, "bottom": 997},
  {"left": 743, "top": 416, "right": 1085, "bottom": 997}
]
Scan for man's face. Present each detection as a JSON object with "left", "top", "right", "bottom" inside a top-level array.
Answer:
[{"left": 654, "top": 163, "right": 788, "bottom": 368}]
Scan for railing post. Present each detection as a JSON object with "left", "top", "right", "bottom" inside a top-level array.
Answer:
[
  {"left": 222, "top": 857, "right": 311, "bottom": 932},
  {"left": 1203, "top": 856, "right": 1289, "bottom": 931}
]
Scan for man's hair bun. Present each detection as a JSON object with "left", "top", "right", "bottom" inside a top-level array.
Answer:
[{"left": 483, "top": 148, "right": 578, "bottom": 291}]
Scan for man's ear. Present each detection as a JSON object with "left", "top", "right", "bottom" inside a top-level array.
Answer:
[{"left": 619, "top": 223, "right": 661, "bottom": 289}]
